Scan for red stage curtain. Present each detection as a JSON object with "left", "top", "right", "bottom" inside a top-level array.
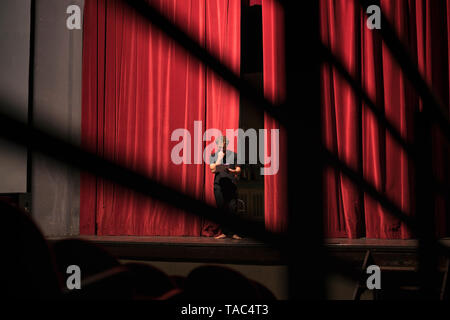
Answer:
[
  {"left": 262, "top": 0, "right": 288, "bottom": 233},
  {"left": 360, "top": 0, "right": 417, "bottom": 239},
  {"left": 261, "top": 0, "right": 450, "bottom": 238},
  {"left": 320, "top": 0, "right": 450, "bottom": 239},
  {"left": 320, "top": 0, "right": 362, "bottom": 238},
  {"left": 80, "top": 0, "right": 240, "bottom": 236}
]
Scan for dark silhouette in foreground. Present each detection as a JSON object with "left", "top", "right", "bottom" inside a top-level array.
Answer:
[{"left": 1, "top": 200, "right": 275, "bottom": 300}]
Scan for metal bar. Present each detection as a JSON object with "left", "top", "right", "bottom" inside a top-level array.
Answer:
[
  {"left": 26, "top": 0, "right": 36, "bottom": 195},
  {"left": 415, "top": 109, "right": 439, "bottom": 299},
  {"left": 285, "top": 0, "right": 325, "bottom": 299}
]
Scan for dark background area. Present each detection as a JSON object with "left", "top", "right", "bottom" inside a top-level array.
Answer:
[{"left": 238, "top": 2, "right": 265, "bottom": 221}]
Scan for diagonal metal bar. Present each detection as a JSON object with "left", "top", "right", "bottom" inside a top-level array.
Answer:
[
  {"left": 320, "top": 44, "right": 414, "bottom": 157},
  {"left": 323, "top": 147, "right": 417, "bottom": 232}
]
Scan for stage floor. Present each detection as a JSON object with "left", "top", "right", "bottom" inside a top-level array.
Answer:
[
  {"left": 46, "top": 236, "right": 450, "bottom": 268},
  {"left": 59, "top": 235, "right": 266, "bottom": 245},
  {"left": 47, "top": 235, "right": 281, "bottom": 265}
]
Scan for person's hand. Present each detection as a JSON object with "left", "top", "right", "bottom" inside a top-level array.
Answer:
[
  {"left": 227, "top": 166, "right": 241, "bottom": 173},
  {"left": 227, "top": 168, "right": 240, "bottom": 181}
]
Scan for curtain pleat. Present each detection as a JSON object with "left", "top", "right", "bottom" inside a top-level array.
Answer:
[{"left": 261, "top": 0, "right": 288, "bottom": 233}]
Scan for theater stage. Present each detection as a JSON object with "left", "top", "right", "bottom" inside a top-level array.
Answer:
[{"left": 46, "top": 236, "right": 450, "bottom": 270}]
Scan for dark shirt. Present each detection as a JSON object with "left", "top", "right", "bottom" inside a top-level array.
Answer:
[{"left": 210, "top": 150, "right": 239, "bottom": 186}]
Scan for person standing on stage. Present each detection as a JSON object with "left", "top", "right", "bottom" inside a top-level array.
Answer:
[{"left": 209, "top": 136, "right": 242, "bottom": 239}]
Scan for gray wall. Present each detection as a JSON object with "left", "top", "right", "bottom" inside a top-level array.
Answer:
[
  {"left": 0, "top": 0, "right": 30, "bottom": 193},
  {"left": 32, "top": 0, "right": 84, "bottom": 236}
]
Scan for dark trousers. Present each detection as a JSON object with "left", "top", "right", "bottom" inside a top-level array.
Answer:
[{"left": 214, "top": 179, "right": 237, "bottom": 236}]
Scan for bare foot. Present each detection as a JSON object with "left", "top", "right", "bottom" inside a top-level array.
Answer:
[
  {"left": 232, "top": 234, "right": 242, "bottom": 240},
  {"left": 215, "top": 233, "right": 227, "bottom": 239}
]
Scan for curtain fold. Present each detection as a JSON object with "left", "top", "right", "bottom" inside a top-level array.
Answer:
[
  {"left": 81, "top": 0, "right": 240, "bottom": 236},
  {"left": 261, "top": 0, "right": 288, "bottom": 233}
]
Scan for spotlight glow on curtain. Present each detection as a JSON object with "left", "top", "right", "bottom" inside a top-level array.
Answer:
[{"left": 262, "top": 0, "right": 288, "bottom": 233}]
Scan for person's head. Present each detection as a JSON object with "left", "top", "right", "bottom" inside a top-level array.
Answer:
[
  {"left": 183, "top": 265, "right": 262, "bottom": 300},
  {"left": 215, "top": 136, "right": 229, "bottom": 151}
]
